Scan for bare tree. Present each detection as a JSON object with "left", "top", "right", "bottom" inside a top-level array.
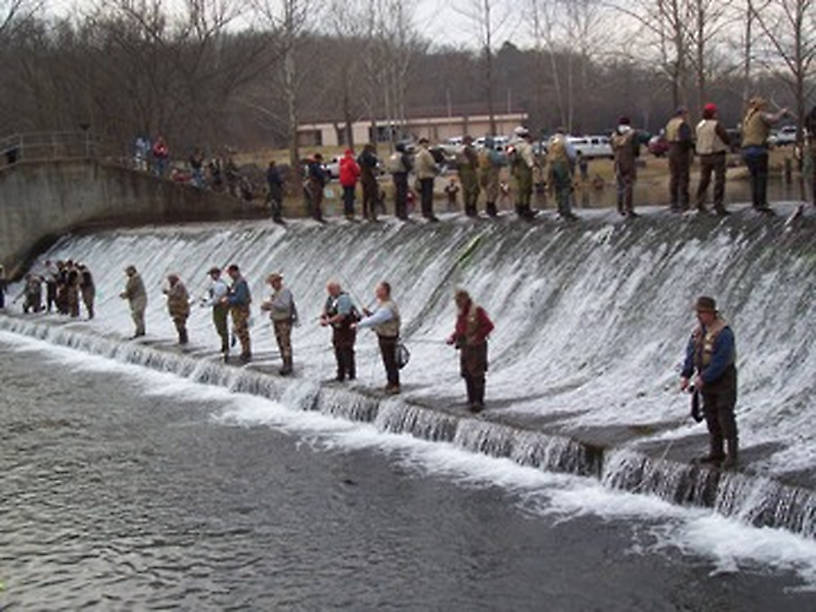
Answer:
[
  {"left": 453, "top": 0, "right": 512, "bottom": 135},
  {"left": 752, "top": 0, "right": 816, "bottom": 143},
  {"left": 253, "top": 0, "right": 321, "bottom": 166}
]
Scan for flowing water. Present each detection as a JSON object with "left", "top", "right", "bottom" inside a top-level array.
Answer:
[
  {"left": 2, "top": 207, "right": 816, "bottom": 606},
  {"left": 2, "top": 334, "right": 816, "bottom": 609}
]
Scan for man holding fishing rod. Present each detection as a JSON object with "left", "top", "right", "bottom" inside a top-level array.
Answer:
[
  {"left": 320, "top": 281, "right": 360, "bottom": 382},
  {"left": 352, "top": 281, "right": 401, "bottom": 395},
  {"left": 680, "top": 296, "right": 739, "bottom": 469}
]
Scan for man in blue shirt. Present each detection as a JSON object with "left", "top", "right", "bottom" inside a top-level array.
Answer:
[
  {"left": 681, "top": 296, "right": 738, "bottom": 468},
  {"left": 320, "top": 281, "right": 358, "bottom": 381},
  {"left": 222, "top": 264, "right": 252, "bottom": 363}
]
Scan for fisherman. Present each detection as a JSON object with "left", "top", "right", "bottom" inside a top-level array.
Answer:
[
  {"left": 15, "top": 274, "right": 42, "bottom": 314},
  {"left": 65, "top": 265, "right": 80, "bottom": 318},
  {"left": 44, "top": 260, "right": 58, "bottom": 313},
  {"left": 260, "top": 272, "right": 297, "bottom": 376},
  {"left": 681, "top": 296, "right": 739, "bottom": 469},
  {"left": 266, "top": 160, "right": 284, "bottom": 223},
  {"left": 78, "top": 264, "right": 95, "bottom": 319},
  {"left": 0, "top": 264, "right": 6, "bottom": 309},
  {"left": 204, "top": 266, "right": 230, "bottom": 357},
  {"left": 389, "top": 142, "right": 413, "bottom": 220},
  {"left": 415, "top": 137, "right": 439, "bottom": 221},
  {"left": 163, "top": 274, "right": 190, "bottom": 345},
  {"left": 695, "top": 103, "right": 731, "bottom": 215},
  {"left": 357, "top": 143, "right": 380, "bottom": 221},
  {"left": 339, "top": 149, "right": 361, "bottom": 221},
  {"left": 307, "top": 153, "right": 327, "bottom": 222},
  {"left": 479, "top": 136, "right": 503, "bottom": 217},
  {"left": 547, "top": 127, "right": 579, "bottom": 221},
  {"left": 320, "top": 281, "right": 358, "bottom": 382},
  {"left": 222, "top": 264, "right": 252, "bottom": 362},
  {"left": 56, "top": 260, "right": 69, "bottom": 314},
  {"left": 353, "top": 281, "right": 401, "bottom": 394},
  {"left": 666, "top": 107, "right": 694, "bottom": 212},
  {"left": 510, "top": 126, "right": 536, "bottom": 219},
  {"left": 611, "top": 116, "right": 639, "bottom": 217},
  {"left": 741, "top": 97, "right": 789, "bottom": 213},
  {"left": 119, "top": 265, "right": 147, "bottom": 338},
  {"left": 446, "top": 289, "right": 494, "bottom": 413},
  {"left": 459, "top": 135, "right": 481, "bottom": 217},
  {"left": 804, "top": 105, "right": 816, "bottom": 206}
]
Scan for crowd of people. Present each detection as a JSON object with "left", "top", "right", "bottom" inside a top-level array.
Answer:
[
  {"left": 1, "top": 258, "right": 739, "bottom": 459},
  {"left": 114, "top": 265, "right": 494, "bottom": 413},
  {"left": 0, "top": 260, "right": 95, "bottom": 318}
]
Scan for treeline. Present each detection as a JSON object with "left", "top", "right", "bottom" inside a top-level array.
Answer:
[{"left": 0, "top": 0, "right": 811, "bottom": 164}]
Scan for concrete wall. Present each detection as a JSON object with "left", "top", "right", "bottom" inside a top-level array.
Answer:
[{"left": 0, "top": 159, "right": 260, "bottom": 276}]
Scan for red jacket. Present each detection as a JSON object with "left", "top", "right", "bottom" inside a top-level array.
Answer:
[
  {"left": 339, "top": 151, "right": 361, "bottom": 187},
  {"left": 451, "top": 302, "right": 494, "bottom": 346}
]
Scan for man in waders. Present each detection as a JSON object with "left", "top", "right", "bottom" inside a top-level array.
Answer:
[
  {"left": 320, "top": 281, "right": 358, "bottom": 382},
  {"left": 353, "top": 281, "right": 401, "bottom": 394},
  {"left": 447, "top": 289, "right": 494, "bottom": 413},
  {"left": 680, "top": 296, "right": 739, "bottom": 469},
  {"left": 547, "top": 127, "right": 578, "bottom": 221},
  {"left": 163, "top": 274, "right": 190, "bottom": 345},
  {"left": 459, "top": 135, "right": 481, "bottom": 217},
  {"left": 665, "top": 107, "right": 694, "bottom": 212},
  {"left": 205, "top": 267, "right": 230, "bottom": 359},
  {"left": 223, "top": 264, "right": 252, "bottom": 363},
  {"left": 741, "top": 97, "right": 789, "bottom": 214},
  {"left": 511, "top": 126, "right": 536, "bottom": 219},
  {"left": 119, "top": 265, "right": 147, "bottom": 338},
  {"left": 261, "top": 273, "right": 297, "bottom": 376}
]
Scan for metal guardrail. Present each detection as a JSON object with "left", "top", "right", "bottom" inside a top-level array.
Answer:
[{"left": 0, "top": 131, "right": 125, "bottom": 167}]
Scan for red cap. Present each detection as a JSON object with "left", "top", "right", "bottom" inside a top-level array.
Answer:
[{"left": 704, "top": 103, "right": 717, "bottom": 113}]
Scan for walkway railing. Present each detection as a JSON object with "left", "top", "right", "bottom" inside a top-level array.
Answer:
[{"left": 0, "top": 131, "right": 125, "bottom": 167}]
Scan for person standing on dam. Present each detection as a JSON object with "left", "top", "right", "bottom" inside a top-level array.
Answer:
[
  {"left": 741, "top": 97, "right": 789, "bottom": 214},
  {"left": 353, "top": 281, "right": 401, "bottom": 395},
  {"left": 611, "top": 116, "right": 640, "bottom": 217},
  {"left": 163, "top": 274, "right": 191, "bottom": 345},
  {"left": 15, "top": 274, "right": 43, "bottom": 313},
  {"left": 223, "top": 264, "right": 252, "bottom": 363},
  {"left": 78, "top": 264, "right": 95, "bottom": 319},
  {"left": 357, "top": 143, "right": 380, "bottom": 222},
  {"left": 43, "top": 260, "right": 58, "bottom": 313},
  {"left": 260, "top": 273, "right": 297, "bottom": 376},
  {"left": 119, "top": 265, "right": 147, "bottom": 338},
  {"left": 680, "top": 296, "right": 739, "bottom": 469},
  {"left": 447, "top": 290, "right": 494, "bottom": 413},
  {"left": 665, "top": 107, "right": 694, "bottom": 213},
  {"left": 695, "top": 103, "right": 731, "bottom": 215},
  {"left": 459, "top": 136, "right": 481, "bottom": 218},
  {"left": 510, "top": 126, "right": 536, "bottom": 220},
  {"left": 320, "top": 281, "right": 359, "bottom": 382},
  {"left": 65, "top": 265, "right": 80, "bottom": 318},
  {"left": 0, "top": 264, "right": 6, "bottom": 309},
  {"left": 204, "top": 267, "right": 230, "bottom": 358},
  {"left": 415, "top": 137, "right": 440, "bottom": 222}
]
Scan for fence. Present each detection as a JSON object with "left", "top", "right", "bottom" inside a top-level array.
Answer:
[{"left": 0, "top": 131, "right": 125, "bottom": 168}]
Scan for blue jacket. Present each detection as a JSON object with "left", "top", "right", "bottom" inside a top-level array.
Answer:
[
  {"left": 227, "top": 277, "right": 251, "bottom": 307},
  {"left": 682, "top": 325, "right": 735, "bottom": 383}
]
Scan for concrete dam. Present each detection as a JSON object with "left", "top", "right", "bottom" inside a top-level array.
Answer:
[{"left": 3, "top": 152, "right": 816, "bottom": 600}]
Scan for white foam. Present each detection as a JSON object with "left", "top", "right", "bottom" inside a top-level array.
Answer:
[{"left": 4, "top": 327, "right": 816, "bottom": 589}]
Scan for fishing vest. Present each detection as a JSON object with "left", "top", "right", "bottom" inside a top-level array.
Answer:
[
  {"left": 665, "top": 117, "right": 686, "bottom": 142},
  {"left": 547, "top": 136, "right": 569, "bottom": 164},
  {"left": 696, "top": 119, "right": 728, "bottom": 155},
  {"left": 464, "top": 303, "right": 485, "bottom": 346},
  {"left": 742, "top": 109, "right": 770, "bottom": 147},
  {"left": 326, "top": 292, "right": 358, "bottom": 328},
  {"left": 269, "top": 287, "right": 294, "bottom": 322},
  {"left": 374, "top": 300, "right": 401, "bottom": 338},
  {"left": 693, "top": 318, "right": 735, "bottom": 372}
]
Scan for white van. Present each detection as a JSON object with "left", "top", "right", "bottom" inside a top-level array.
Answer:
[{"left": 567, "top": 135, "right": 613, "bottom": 159}]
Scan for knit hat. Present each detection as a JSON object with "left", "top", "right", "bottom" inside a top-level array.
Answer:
[
  {"left": 702, "top": 103, "right": 718, "bottom": 119},
  {"left": 618, "top": 116, "right": 631, "bottom": 125}
]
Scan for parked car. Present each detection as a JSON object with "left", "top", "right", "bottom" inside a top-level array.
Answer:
[
  {"left": 726, "top": 128, "right": 742, "bottom": 152},
  {"left": 648, "top": 134, "right": 669, "bottom": 157},
  {"left": 323, "top": 156, "right": 341, "bottom": 179},
  {"left": 567, "top": 135, "right": 613, "bottom": 159},
  {"left": 769, "top": 125, "right": 798, "bottom": 147}
]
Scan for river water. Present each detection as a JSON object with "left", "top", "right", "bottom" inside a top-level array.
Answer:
[{"left": 2, "top": 334, "right": 815, "bottom": 610}]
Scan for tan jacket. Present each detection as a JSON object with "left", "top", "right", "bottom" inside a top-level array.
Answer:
[
  {"left": 415, "top": 146, "right": 437, "bottom": 180},
  {"left": 696, "top": 119, "right": 729, "bottom": 155},
  {"left": 166, "top": 281, "right": 190, "bottom": 319}
]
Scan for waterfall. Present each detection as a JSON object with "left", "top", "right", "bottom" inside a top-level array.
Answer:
[{"left": 2, "top": 210, "right": 816, "bottom": 537}]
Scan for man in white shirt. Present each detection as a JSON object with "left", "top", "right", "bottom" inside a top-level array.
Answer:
[
  {"left": 353, "top": 281, "right": 401, "bottom": 394},
  {"left": 204, "top": 266, "right": 230, "bottom": 358}
]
